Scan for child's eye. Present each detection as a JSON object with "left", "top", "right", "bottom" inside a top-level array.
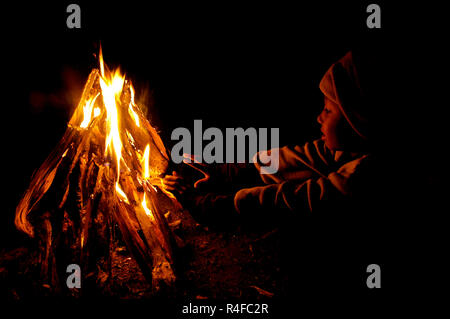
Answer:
[{"left": 324, "top": 108, "right": 331, "bottom": 114}]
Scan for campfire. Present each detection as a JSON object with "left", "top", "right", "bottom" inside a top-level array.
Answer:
[{"left": 15, "top": 48, "right": 181, "bottom": 294}]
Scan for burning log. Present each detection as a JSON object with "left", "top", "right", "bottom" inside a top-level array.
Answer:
[{"left": 15, "top": 50, "right": 180, "bottom": 295}]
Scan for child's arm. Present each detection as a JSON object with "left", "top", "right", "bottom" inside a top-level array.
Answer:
[
  {"left": 254, "top": 139, "right": 337, "bottom": 184},
  {"left": 234, "top": 155, "right": 369, "bottom": 222}
]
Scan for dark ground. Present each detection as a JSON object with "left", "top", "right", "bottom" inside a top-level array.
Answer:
[{"left": 0, "top": 207, "right": 283, "bottom": 303}]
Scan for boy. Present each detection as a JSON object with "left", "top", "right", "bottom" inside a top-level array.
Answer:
[{"left": 163, "top": 51, "right": 374, "bottom": 228}]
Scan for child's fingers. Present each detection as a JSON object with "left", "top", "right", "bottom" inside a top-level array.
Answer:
[
  {"left": 162, "top": 182, "right": 180, "bottom": 192},
  {"left": 162, "top": 180, "right": 177, "bottom": 187},
  {"left": 164, "top": 176, "right": 183, "bottom": 182},
  {"left": 163, "top": 174, "right": 184, "bottom": 183},
  {"left": 163, "top": 179, "right": 183, "bottom": 189},
  {"left": 162, "top": 171, "right": 191, "bottom": 196},
  {"left": 165, "top": 184, "right": 187, "bottom": 195},
  {"left": 162, "top": 179, "right": 187, "bottom": 193},
  {"left": 164, "top": 185, "right": 176, "bottom": 192}
]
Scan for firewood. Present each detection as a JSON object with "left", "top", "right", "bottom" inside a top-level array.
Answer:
[{"left": 15, "top": 57, "right": 181, "bottom": 295}]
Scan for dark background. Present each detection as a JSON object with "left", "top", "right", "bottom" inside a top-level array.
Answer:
[
  {"left": 0, "top": 0, "right": 447, "bottom": 305},
  {"left": 1, "top": 1, "right": 383, "bottom": 243}
]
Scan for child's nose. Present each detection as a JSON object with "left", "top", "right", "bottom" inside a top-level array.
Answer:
[{"left": 317, "top": 111, "right": 323, "bottom": 125}]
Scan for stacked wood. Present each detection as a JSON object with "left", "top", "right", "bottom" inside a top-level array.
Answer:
[{"left": 15, "top": 68, "right": 180, "bottom": 295}]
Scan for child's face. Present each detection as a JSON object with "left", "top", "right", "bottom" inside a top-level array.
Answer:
[{"left": 317, "top": 97, "right": 347, "bottom": 150}]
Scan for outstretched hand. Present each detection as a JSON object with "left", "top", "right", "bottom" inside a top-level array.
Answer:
[{"left": 162, "top": 171, "right": 190, "bottom": 197}]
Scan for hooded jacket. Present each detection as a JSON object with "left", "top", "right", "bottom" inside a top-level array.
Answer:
[
  {"left": 232, "top": 51, "right": 371, "bottom": 221},
  {"left": 186, "top": 51, "right": 372, "bottom": 226}
]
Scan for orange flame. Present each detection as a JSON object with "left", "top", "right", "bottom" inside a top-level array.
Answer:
[
  {"left": 99, "top": 49, "right": 124, "bottom": 176},
  {"left": 97, "top": 48, "right": 130, "bottom": 203},
  {"left": 16, "top": 47, "right": 178, "bottom": 238},
  {"left": 142, "top": 193, "right": 154, "bottom": 221}
]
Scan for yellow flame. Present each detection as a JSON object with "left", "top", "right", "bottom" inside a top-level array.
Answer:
[
  {"left": 93, "top": 107, "right": 101, "bottom": 118},
  {"left": 99, "top": 47, "right": 105, "bottom": 77},
  {"left": 99, "top": 49, "right": 125, "bottom": 180},
  {"left": 115, "top": 182, "right": 129, "bottom": 203},
  {"left": 80, "top": 93, "right": 100, "bottom": 128},
  {"left": 128, "top": 84, "right": 140, "bottom": 127},
  {"left": 98, "top": 48, "right": 132, "bottom": 206},
  {"left": 142, "top": 193, "right": 154, "bottom": 220},
  {"left": 142, "top": 144, "right": 150, "bottom": 179},
  {"left": 97, "top": 48, "right": 173, "bottom": 209}
]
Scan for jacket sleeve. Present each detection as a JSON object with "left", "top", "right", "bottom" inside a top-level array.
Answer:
[
  {"left": 254, "top": 139, "right": 336, "bottom": 184},
  {"left": 234, "top": 156, "right": 366, "bottom": 221},
  {"left": 184, "top": 139, "right": 363, "bottom": 226}
]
